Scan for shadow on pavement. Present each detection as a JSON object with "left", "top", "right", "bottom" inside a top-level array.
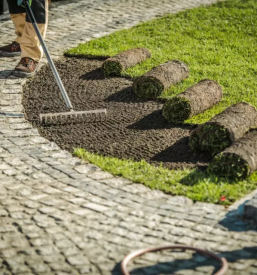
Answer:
[
  {"left": 218, "top": 200, "right": 257, "bottom": 232},
  {"left": 0, "top": 70, "right": 12, "bottom": 79},
  {"left": 111, "top": 245, "right": 257, "bottom": 275},
  {"left": 111, "top": 199, "right": 257, "bottom": 275}
]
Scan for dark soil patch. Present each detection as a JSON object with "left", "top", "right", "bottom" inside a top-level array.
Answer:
[{"left": 23, "top": 57, "right": 211, "bottom": 169}]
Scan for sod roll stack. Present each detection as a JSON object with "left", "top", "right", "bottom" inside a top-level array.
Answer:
[
  {"left": 208, "top": 131, "right": 257, "bottom": 179},
  {"left": 189, "top": 102, "right": 257, "bottom": 154},
  {"left": 102, "top": 48, "right": 151, "bottom": 76},
  {"left": 162, "top": 79, "right": 222, "bottom": 123},
  {"left": 133, "top": 60, "right": 189, "bottom": 99}
]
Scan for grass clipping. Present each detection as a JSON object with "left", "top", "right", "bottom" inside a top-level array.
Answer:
[
  {"left": 133, "top": 60, "right": 189, "bottom": 99},
  {"left": 208, "top": 130, "right": 257, "bottom": 179},
  {"left": 162, "top": 79, "right": 222, "bottom": 123},
  {"left": 189, "top": 102, "right": 257, "bottom": 154},
  {"left": 102, "top": 48, "right": 151, "bottom": 76}
]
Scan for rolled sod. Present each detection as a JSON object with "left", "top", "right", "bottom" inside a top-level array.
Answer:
[
  {"left": 207, "top": 131, "right": 257, "bottom": 179},
  {"left": 162, "top": 79, "right": 223, "bottom": 123},
  {"left": 189, "top": 102, "right": 257, "bottom": 154},
  {"left": 102, "top": 48, "right": 151, "bottom": 76},
  {"left": 132, "top": 60, "right": 189, "bottom": 99}
]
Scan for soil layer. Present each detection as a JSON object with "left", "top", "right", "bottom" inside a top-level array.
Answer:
[{"left": 23, "top": 57, "right": 211, "bottom": 170}]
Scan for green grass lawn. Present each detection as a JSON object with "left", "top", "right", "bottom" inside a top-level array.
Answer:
[{"left": 69, "top": 0, "right": 257, "bottom": 205}]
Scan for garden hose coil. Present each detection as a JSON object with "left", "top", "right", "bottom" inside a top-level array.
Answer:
[{"left": 121, "top": 245, "right": 228, "bottom": 275}]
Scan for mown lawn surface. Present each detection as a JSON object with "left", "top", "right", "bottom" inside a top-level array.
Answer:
[{"left": 70, "top": 0, "right": 257, "bottom": 205}]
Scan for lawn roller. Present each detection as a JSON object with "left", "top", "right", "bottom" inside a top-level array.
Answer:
[{"left": 22, "top": 0, "right": 107, "bottom": 124}]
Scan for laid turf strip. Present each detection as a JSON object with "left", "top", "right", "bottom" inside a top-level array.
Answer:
[
  {"left": 102, "top": 48, "right": 151, "bottom": 76},
  {"left": 189, "top": 102, "right": 257, "bottom": 153},
  {"left": 132, "top": 60, "right": 189, "bottom": 99},
  {"left": 162, "top": 79, "right": 222, "bottom": 123},
  {"left": 208, "top": 131, "right": 257, "bottom": 179},
  {"left": 23, "top": 58, "right": 210, "bottom": 170}
]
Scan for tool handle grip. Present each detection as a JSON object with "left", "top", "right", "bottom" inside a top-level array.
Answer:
[{"left": 23, "top": 0, "right": 73, "bottom": 111}]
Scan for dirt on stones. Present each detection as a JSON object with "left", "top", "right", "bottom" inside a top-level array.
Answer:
[{"left": 23, "top": 57, "right": 211, "bottom": 170}]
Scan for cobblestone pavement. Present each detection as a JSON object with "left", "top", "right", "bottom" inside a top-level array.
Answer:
[{"left": 1, "top": 0, "right": 257, "bottom": 274}]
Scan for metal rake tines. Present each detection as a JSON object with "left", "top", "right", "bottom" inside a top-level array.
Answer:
[{"left": 39, "top": 109, "right": 107, "bottom": 124}]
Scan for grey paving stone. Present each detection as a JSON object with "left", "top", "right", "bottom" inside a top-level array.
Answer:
[
  {"left": 0, "top": 0, "right": 257, "bottom": 274},
  {"left": 83, "top": 203, "right": 109, "bottom": 213},
  {"left": 244, "top": 197, "right": 257, "bottom": 222},
  {"left": 66, "top": 255, "right": 90, "bottom": 266},
  {"left": 74, "top": 164, "right": 99, "bottom": 174}
]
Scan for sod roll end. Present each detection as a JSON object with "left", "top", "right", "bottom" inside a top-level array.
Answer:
[
  {"left": 207, "top": 130, "right": 257, "bottom": 179},
  {"left": 189, "top": 122, "right": 231, "bottom": 153},
  {"left": 162, "top": 97, "right": 191, "bottom": 123},
  {"left": 208, "top": 152, "right": 251, "bottom": 179},
  {"left": 162, "top": 79, "right": 222, "bottom": 123},
  {"left": 133, "top": 76, "right": 164, "bottom": 99},
  {"left": 102, "top": 47, "right": 151, "bottom": 77},
  {"left": 189, "top": 102, "right": 257, "bottom": 154},
  {"left": 133, "top": 60, "right": 189, "bottom": 99}
]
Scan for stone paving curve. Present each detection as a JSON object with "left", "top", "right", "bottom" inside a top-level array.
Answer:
[{"left": 0, "top": 0, "right": 257, "bottom": 274}]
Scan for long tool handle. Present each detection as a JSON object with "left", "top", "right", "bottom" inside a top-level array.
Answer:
[{"left": 23, "top": 0, "right": 74, "bottom": 111}]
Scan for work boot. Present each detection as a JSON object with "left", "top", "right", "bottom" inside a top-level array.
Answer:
[
  {"left": 0, "top": 41, "right": 21, "bottom": 57},
  {"left": 13, "top": 57, "right": 38, "bottom": 78}
]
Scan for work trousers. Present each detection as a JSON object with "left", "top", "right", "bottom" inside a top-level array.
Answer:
[{"left": 6, "top": 0, "right": 49, "bottom": 62}]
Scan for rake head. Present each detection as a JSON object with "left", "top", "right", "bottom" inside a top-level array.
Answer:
[{"left": 39, "top": 108, "right": 107, "bottom": 125}]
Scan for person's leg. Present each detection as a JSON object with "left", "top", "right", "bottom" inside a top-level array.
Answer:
[
  {"left": 14, "top": 0, "right": 49, "bottom": 78},
  {"left": 21, "top": 0, "right": 49, "bottom": 62},
  {"left": 0, "top": 0, "right": 25, "bottom": 56}
]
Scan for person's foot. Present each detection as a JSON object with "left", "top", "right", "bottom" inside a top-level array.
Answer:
[
  {"left": 0, "top": 41, "right": 21, "bottom": 57},
  {"left": 13, "top": 57, "right": 38, "bottom": 78}
]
